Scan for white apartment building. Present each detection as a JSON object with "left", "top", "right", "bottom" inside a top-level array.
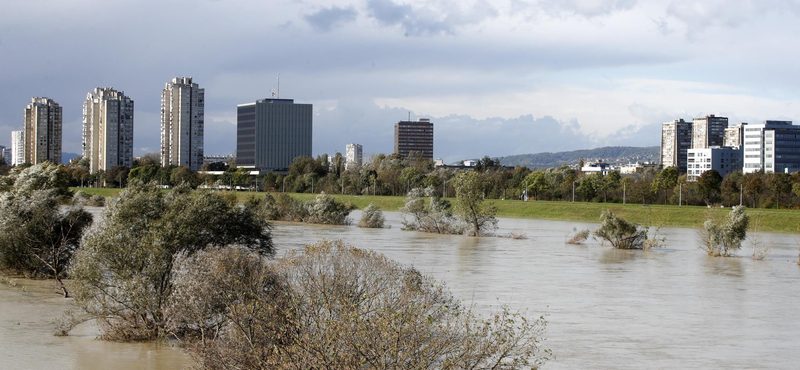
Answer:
[
  {"left": 686, "top": 146, "right": 742, "bottom": 182},
  {"left": 161, "top": 77, "right": 204, "bottom": 171},
  {"left": 742, "top": 121, "right": 800, "bottom": 174},
  {"left": 661, "top": 119, "right": 692, "bottom": 172},
  {"left": 11, "top": 131, "right": 23, "bottom": 165},
  {"left": 83, "top": 87, "right": 134, "bottom": 173},
  {"left": 345, "top": 143, "right": 362, "bottom": 170},
  {"left": 23, "top": 97, "right": 62, "bottom": 165}
]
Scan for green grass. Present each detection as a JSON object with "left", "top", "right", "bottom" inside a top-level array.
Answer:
[{"left": 70, "top": 187, "right": 800, "bottom": 234}]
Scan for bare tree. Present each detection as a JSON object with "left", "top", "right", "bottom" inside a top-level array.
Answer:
[{"left": 168, "top": 242, "right": 550, "bottom": 370}]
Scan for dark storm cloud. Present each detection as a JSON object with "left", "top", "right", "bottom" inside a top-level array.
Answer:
[{"left": 304, "top": 5, "right": 358, "bottom": 32}]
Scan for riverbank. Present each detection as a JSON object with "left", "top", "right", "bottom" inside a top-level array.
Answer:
[{"left": 71, "top": 187, "right": 800, "bottom": 233}]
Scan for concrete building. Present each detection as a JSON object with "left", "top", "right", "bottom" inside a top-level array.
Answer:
[
  {"left": 345, "top": 143, "right": 362, "bottom": 170},
  {"left": 394, "top": 118, "right": 434, "bottom": 159},
  {"left": 692, "top": 114, "right": 728, "bottom": 149},
  {"left": 660, "top": 119, "right": 693, "bottom": 173},
  {"left": 161, "top": 77, "right": 204, "bottom": 171},
  {"left": 236, "top": 98, "right": 312, "bottom": 172},
  {"left": 83, "top": 87, "right": 135, "bottom": 173},
  {"left": 742, "top": 121, "right": 800, "bottom": 174},
  {"left": 11, "top": 131, "right": 23, "bottom": 165},
  {"left": 23, "top": 97, "right": 62, "bottom": 165},
  {"left": 0, "top": 145, "right": 9, "bottom": 165},
  {"left": 687, "top": 146, "right": 742, "bottom": 182},
  {"left": 724, "top": 123, "right": 747, "bottom": 147}
]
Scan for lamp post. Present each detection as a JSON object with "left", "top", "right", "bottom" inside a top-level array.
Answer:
[
  {"left": 623, "top": 181, "right": 626, "bottom": 205},
  {"left": 740, "top": 183, "right": 743, "bottom": 206},
  {"left": 679, "top": 182, "right": 682, "bottom": 207},
  {"left": 283, "top": 177, "right": 286, "bottom": 193}
]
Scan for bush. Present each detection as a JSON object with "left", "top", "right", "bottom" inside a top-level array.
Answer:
[
  {"left": 168, "top": 242, "right": 550, "bottom": 369},
  {"left": 357, "top": 203, "right": 385, "bottom": 228},
  {"left": 70, "top": 183, "right": 273, "bottom": 341},
  {"left": 699, "top": 205, "right": 749, "bottom": 257},
  {"left": 305, "top": 192, "right": 353, "bottom": 225},
  {"left": 72, "top": 191, "right": 105, "bottom": 207},
  {"left": 0, "top": 162, "right": 70, "bottom": 198},
  {"left": 594, "top": 210, "right": 649, "bottom": 249},
  {"left": 566, "top": 229, "right": 590, "bottom": 245}
]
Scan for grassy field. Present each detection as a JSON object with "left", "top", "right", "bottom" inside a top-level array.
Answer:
[{"left": 71, "top": 187, "right": 800, "bottom": 234}]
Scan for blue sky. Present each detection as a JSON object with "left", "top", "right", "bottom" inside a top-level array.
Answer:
[{"left": 1, "top": 0, "right": 799, "bottom": 163}]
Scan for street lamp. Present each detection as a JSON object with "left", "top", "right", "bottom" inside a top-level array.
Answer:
[{"left": 572, "top": 181, "right": 576, "bottom": 203}]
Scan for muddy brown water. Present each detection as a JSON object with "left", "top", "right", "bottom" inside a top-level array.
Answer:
[{"left": 2, "top": 207, "right": 799, "bottom": 369}]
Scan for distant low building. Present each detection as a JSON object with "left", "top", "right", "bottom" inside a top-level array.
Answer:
[
  {"left": 462, "top": 159, "right": 477, "bottom": 167},
  {"left": 581, "top": 162, "right": 614, "bottom": 176},
  {"left": 203, "top": 155, "right": 235, "bottom": 165},
  {"left": 687, "top": 146, "right": 742, "bottom": 182}
]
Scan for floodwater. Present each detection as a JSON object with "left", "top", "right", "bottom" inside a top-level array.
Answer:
[{"left": 3, "top": 208, "right": 800, "bottom": 369}]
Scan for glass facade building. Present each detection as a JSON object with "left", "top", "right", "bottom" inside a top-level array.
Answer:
[{"left": 236, "top": 98, "right": 312, "bottom": 171}]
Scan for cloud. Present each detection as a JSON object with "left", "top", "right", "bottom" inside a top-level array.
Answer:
[
  {"left": 513, "top": 0, "right": 637, "bottom": 18},
  {"left": 303, "top": 5, "right": 357, "bottom": 32},
  {"left": 665, "top": 0, "right": 800, "bottom": 37},
  {"left": 366, "top": 0, "right": 498, "bottom": 36}
]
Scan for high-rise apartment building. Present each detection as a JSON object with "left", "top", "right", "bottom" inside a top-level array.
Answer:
[
  {"left": 345, "top": 143, "right": 362, "bottom": 170},
  {"left": 742, "top": 121, "right": 800, "bottom": 174},
  {"left": 692, "top": 114, "right": 728, "bottom": 149},
  {"left": 660, "top": 119, "right": 693, "bottom": 172},
  {"left": 724, "top": 122, "right": 747, "bottom": 147},
  {"left": 161, "top": 77, "right": 204, "bottom": 171},
  {"left": 23, "top": 97, "right": 62, "bottom": 165},
  {"left": 236, "top": 98, "right": 312, "bottom": 171},
  {"left": 83, "top": 87, "right": 134, "bottom": 174},
  {"left": 394, "top": 118, "right": 434, "bottom": 159},
  {"left": 11, "top": 131, "right": 23, "bottom": 166}
]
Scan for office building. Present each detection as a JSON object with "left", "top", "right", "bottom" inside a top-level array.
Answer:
[
  {"left": 742, "top": 121, "right": 800, "bottom": 174},
  {"left": 394, "top": 118, "right": 434, "bottom": 159},
  {"left": 23, "top": 97, "right": 62, "bottom": 165},
  {"left": 724, "top": 122, "right": 747, "bottom": 147},
  {"left": 236, "top": 98, "right": 312, "bottom": 171},
  {"left": 11, "top": 131, "right": 23, "bottom": 166},
  {"left": 83, "top": 87, "right": 134, "bottom": 173},
  {"left": 345, "top": 143, "right": 362, "bottom": 170},
  {"left": 161, "top": 77, "right": 204, "bottom": 171},
  {"left": 692, "top": 114, "right": 727, "bottom": 149},
  {"left": 660, "top": 119, "right": 693, "bottom": 172},
  {"left": 687, "top": 147, "right": 742, "bottom": 182}
]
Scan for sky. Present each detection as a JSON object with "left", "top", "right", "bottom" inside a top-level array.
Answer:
[{"left": 2, "top": 0, "right": 800, "bottom": 163}]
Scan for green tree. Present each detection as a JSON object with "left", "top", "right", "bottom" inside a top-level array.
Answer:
[
  {"left": 651, "top": 167, "right": 678, "bottom": 204},
  {"left": 170, "top": 166, "right": 195, "bottom": 186},
  {"left": 523, "top": 171, "right": 546, "bottom": 200},
  {"left": 697, "top": 170, "right": 723, "bottom": 204},
  {"left": 453, "top": 171, "right": 498, "bottom": 236}
]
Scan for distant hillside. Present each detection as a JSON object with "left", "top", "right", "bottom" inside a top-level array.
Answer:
[
  {"left": 499, "top": 146, "right": 659, "bottom": 169},
  {"left": 62, "top": 152, "right": 80, "bottom": 164}
]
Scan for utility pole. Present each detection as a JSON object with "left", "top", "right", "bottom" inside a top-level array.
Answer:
[
  {"left": 679, "top": 183, "right": 682, "bottom": 207},
  {"left": 312, "top": 178, "right": 314, "bottom": 194},
  {"left": 572, "top": 181, "right": 576, "bottom": 203},
  {"left": 740, "top": 184, "right": 743, "bottom": 206},
  {"left": 341, "top": 178, "right": 344, "bottom": 195},
  {"left": 623, "top": 182, "right": 626, "bottom": 205},
  {"left": 283, "top": 177, "right": 286, "bottom": 193}
]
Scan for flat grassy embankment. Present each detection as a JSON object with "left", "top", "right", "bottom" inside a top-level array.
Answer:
[{"left": 70, "top": 187, "right": 800, "bottom": 234}]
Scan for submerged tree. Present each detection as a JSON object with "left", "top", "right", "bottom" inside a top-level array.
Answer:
[
  {"left": 453, "top": 171, "right": 498, "bottom": 236},
  {"left": 70, "top": 182, "right": 273, "bottom": 341},
  {"left": 594, "top": 210, "right": 649, "bottom": 250},
  {"left": 699, "top": 206, "right": 750, "bottom": 257},
  {"left": 0, "top": 189, "right": 92, "bottom": 297},
  {"left": 168, "top": 242, "right": 550, "bottom": 369},
  {"left": 358, "top": 203, "right": 385, "bottom": 228},
  {"left": 401, "top": 186, "right": 463, "bottom": 234}
]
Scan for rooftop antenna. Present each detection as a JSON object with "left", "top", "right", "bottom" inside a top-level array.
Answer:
[
  {"left": 277, "top": 73, "right": 280, "bottom": 99},
  {"left": 270, "top": 82, "right": 276, "bottom": 98},
  {"left": 408, "top": 111, "right": 411, "bottom": 121}
]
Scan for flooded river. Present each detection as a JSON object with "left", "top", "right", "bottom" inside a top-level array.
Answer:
[{"left": 2, "top": 209, "right": 800, "bottom": 369}]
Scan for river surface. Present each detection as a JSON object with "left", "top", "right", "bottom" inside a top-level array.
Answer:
[{"left": 2, "top": 208, "right": 800, "bottom": 369}]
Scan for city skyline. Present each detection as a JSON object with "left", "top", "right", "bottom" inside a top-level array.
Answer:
[{"left": 2, "top": 0, "right": 800, "bottom": 163}]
